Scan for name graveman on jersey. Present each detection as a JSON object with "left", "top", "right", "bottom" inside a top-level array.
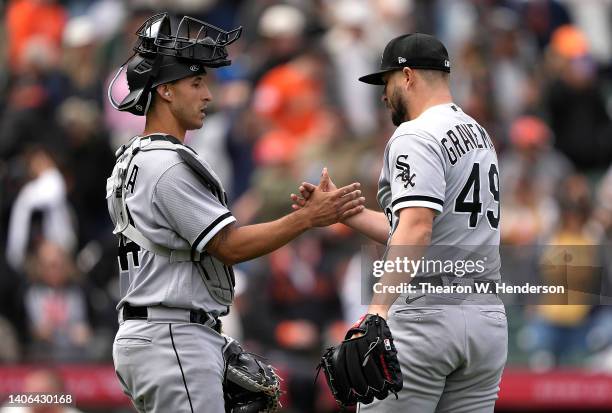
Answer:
[{"left": 442, "top": 122, "right": 496, "bottom": 165}]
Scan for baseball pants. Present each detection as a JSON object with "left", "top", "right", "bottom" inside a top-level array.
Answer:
[
  {"left": 359, "top": 293, "right": 508, "bottom": 413},
  {"left": 113, "top": 308, "right": 226, "bottom": 413}
]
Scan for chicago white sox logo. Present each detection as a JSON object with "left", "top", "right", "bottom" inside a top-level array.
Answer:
[{"left": 395, "top": 155, "right": 416, "bottom": 188}]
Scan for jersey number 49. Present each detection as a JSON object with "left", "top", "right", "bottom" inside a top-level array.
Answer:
[{"left": 454, "top": 162, "right": 500, "bottom": 229}]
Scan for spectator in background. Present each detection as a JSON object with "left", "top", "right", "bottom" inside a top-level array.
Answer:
[
  {"left": 0, "top": 36, "right": 67, "bottom": 161},
  {"left": 543, "top": 25, "right": 612, "bottom": 170},
  {"left": 500, "top": 172, "right": 558, "bottom": 246},
  {"left": 522, "top": 175, "right": 599, "bottom": 368},
  {"left": 449, "top": 36, "right": 498, "bottom": 137},
  {"left": 498, "top": 115, "right": 573, "bottom": 300},
  {"left": 248, "top": 3, "right": 308, "bottom": 83},
  {"left": 520, "top": 0, "right": 571, "bottom": 50},
  {"left": 500, "top": 115, "right": 573, "bottom": 200},
  {"left": 61, "top": 15, "right": 103, "bottom": 105},
  {"left": 24, "top": 241, "right": 92, "bottom": 362},
  {"left": 5, "top": 0, "right": 67, "bottom": 72},
  {"left": 253, "top": 45, "right": 332, "bottom": 159},
  {"left": 57, "top": 97, "right": 114, "bottom": 246},
  {"left": 5, "top": 148, "right": 76, "bottom": 271},
  {"left": 0, "top": 369, "right": 84, "bottom": 413},
  {"left": 561, "top": 0, "right": 612, "bottom": 65},
  {"left": 488, "top": 7, "right": 537, "bottom": 127},
  {"left": 323, "top": 0, "right": 380, "bottom": 137}
]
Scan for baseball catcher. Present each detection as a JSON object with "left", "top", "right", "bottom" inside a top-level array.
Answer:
[
  {"left": 317, "top": 314, "right": 403, "bottom": 407},
  {"left": 107, "top": 11, "right": 364, "bottom": 413}
]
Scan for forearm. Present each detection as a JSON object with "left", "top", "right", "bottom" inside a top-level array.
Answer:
[
  {"left": 343, "top": 208, "right": 390, "bottom": 244},
  {"left": 368, "top": 219, "right": 432, "bottom": 317},
  {"left": 210, "top": 209, "right": 311, "bottom": 265}
]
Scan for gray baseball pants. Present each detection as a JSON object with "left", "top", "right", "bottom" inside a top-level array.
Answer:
[
  {"left": 359, "top": 293, "right": 507, "bottom": 413},
  {"left": 113, "top": 308, "right": 226, "bottom": 413}
]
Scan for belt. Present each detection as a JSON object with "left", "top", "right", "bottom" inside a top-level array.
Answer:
[
  {"left": 122, "top": 304, "right": 221, "bottom": 333},
  {"left": 411, "top": 275, "right": 497, "bottom": 293}
]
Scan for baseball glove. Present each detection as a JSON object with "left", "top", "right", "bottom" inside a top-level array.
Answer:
[
  {"left": 317, "top": 314, "right": 403, "bottom": 407},
  {"left": 223, "top": 337, "right": 281, "bottom": 413}
]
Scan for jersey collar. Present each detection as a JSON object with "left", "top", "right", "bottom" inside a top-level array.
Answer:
[{"left": 140, "top": 133, "right": 183, "bottom": 145}]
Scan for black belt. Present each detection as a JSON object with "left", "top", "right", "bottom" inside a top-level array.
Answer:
[
  {"left": 122, "top": 304, "right": 222, "bottom": 333},
  {"left": 411, "top": 276, "right": 497, "bottom": 293}
]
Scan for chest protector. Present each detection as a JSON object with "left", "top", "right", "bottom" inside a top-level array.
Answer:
[{"left": 106, "top": 135, "right": 234, "bottom": 306}]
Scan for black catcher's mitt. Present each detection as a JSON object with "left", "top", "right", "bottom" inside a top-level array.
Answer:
[
  {"left": 317, "top": 314, "right": 403, "bottom": 407},
  {"left": 223, "top": 337, "right": 281, "bottom": 413}
]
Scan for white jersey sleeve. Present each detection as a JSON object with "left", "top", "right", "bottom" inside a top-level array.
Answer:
[
  {"left": 388, "top": 134, "right": 446, "bottom": 216},
  {"left": 152, "top": 162, "right": 236, "bottom": 253}
]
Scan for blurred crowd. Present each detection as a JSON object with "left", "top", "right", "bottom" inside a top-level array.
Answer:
[{"left": 0, "top": 0, "right": 611, "bottom": 411}]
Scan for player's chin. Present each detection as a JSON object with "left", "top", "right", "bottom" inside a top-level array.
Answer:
[{"left": 189, "top": 116, "right": 205, "bottom": 130}]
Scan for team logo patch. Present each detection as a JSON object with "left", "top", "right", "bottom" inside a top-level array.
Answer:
[
  {"left": 395, "top": 155, "right": 416, "bottom": 188},
  {"left": 190, "top": 64, "right": 200, "bottom": 72}
]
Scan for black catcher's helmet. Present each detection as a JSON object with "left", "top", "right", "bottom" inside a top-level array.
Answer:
[{"left": 108, "top": 13, "right": 242, "bottom": 116}]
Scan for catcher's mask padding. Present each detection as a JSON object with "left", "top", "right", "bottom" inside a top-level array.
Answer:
[{"left": 108, "top": 13, "right": 242, "bottom": 116}]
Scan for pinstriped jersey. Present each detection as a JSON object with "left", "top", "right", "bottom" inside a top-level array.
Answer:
[{"left": 377, "top": 103, "right": 501, "bottom": 280}]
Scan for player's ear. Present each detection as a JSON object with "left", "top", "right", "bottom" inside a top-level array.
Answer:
[
  {"left": 402, "top": 67, "right": 413, "bottom": 89},
  {"left": 156, "top": 84, "right": 173, "bottom": 103}
]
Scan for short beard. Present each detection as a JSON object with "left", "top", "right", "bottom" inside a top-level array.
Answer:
[{"left": 389, "top": 89, "right": 408, "bottom": 126}]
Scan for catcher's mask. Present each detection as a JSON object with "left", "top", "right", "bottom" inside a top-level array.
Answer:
[{"left": 108, "top": 13, "right": 242, "bottom": 116}]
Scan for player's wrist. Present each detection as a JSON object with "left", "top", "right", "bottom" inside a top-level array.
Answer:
[
  {"left": 342, "top": 211, "right": 362, "bottom": 227},
  {"left": 293, "top": 207, "right": 314, "bottom": 230},
  {"left": 367, "top": 304, "right": 389, "bottom": 319}
]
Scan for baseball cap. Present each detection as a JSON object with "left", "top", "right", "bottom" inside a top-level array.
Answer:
[{"left": 359, "top": 33, "right": 451, "bottom": 85}]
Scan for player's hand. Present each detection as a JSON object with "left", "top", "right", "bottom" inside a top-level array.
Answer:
[
  {"left": 302, "top": 182, "right": 364, "bottom": 227},
  {"left": 349, "top": 309, "right": 388, "bottom": 339},
  {"left": 291, "top": 167, "right": 337, "bottom": 209},
  {"left": 291, "top": 168, "right": 364, "bottom": 221}
]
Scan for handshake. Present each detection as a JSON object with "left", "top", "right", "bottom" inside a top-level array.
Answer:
[{"left": 289, "top": 167, "right": 365, "bottom": 227}]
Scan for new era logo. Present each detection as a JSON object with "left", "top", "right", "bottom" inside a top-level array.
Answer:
[
  {"left": 190, "top": 65, "right": 200, "bottom": 72},
  {"left": 398, "top": 57, "right": 407, "bottom": 64},
  {"left": 444, "top": 60, "right": 450, "bottom": 67}
]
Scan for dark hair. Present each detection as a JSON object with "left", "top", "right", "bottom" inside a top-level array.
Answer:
[{"left": 417, "top": 69, "right": 450, "bottom": 84}]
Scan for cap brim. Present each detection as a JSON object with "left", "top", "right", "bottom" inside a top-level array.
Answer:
[{"left": 358, "top": 68, "right": 398, "bottom": 85}]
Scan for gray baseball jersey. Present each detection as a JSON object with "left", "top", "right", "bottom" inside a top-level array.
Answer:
[
  {"left": 107, "top": 134, "right": 236, "bottom": 317},
  {"left": 377, "top": 103, "right": 501, "bottom": 280},
  {"left": 361, "top": 103, "right": 507, "bottom": 413}
]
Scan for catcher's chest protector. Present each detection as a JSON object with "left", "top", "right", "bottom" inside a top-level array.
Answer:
[{"left": 106, "top": 135, "right": 235, "bottom": 306}]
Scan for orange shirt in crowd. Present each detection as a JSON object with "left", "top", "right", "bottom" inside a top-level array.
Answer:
[
  {"left": 6, "top": 0, "right": 67, "bottom": 69},
  {"left": 253, "top": 63, "right": 325, "bottom": 137}
]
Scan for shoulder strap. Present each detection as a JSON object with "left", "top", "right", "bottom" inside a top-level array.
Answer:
[
  {"left": 107, "top": 136, "right": 198, "bottom": 262},
  {"left": 139, "top": 135, "right": 228, "bottom": 206}
]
